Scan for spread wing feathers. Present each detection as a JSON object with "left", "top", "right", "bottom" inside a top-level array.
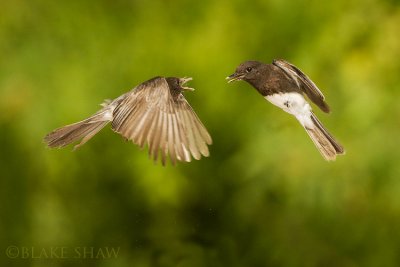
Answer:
[
  {"left": 111, "top": 77, "right": 212, "bottom": 165},
  {"left": 273, "top": 59, "right": 330, "bottom": 113}
]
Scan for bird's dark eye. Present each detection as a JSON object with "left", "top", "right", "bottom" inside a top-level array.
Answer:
[{"left": 246, "top": 67, "right": 252, "bottom": 73}]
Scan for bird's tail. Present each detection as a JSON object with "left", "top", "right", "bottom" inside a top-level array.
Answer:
[
  {"left": 44, "top": 104, "right": 114, "bottom": 150},
  {"left": 302, "top": 112, "right": 345, "bottom": 161}
]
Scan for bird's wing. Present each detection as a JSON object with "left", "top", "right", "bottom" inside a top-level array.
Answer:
[
  {"left": 273, "top": 59, "right": 330, "bottom": 113},
  {"left": 111, "top": 77, "right": 212, "bottom": 165}
]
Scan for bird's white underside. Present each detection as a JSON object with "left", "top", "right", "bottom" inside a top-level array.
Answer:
[
  {"left": 103, "top": 109, "right": 114, "bottom": 121},
  {"left": 265, "top": 92, "right": 314, "bottom": 128}
]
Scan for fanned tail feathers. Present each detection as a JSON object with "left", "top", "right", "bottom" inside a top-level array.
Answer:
[
  {"left": 44, "top": 108, "right": 113, "bottom": 150},
  {"left": 303, "top": 112, "right": 345, "bottom": 161}
]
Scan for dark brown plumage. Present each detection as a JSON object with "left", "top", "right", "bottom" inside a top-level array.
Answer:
[
  {"left": 227, "top": 59, "right": 344, "bottom": 161},
  {"left": 44, "top": 76, "right": 212, "bottom": 165}
]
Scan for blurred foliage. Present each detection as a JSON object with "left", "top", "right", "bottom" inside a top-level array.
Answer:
[{"left": 1, "top": 0, "right": 400, "bottom": 266}]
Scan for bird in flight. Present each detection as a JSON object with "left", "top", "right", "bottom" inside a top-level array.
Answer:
[
  {"left": 44, "top": 76, "right": 212, "bottom": 165},
  {"left": 227, "top": 59, "right": 344, "bottom": 161}
]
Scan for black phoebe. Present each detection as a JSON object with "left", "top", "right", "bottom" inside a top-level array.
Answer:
[
  {"left": 227, "top": 59, "right": 344, "bottom": 161},
  {"left": 44, "top": 76, "right": 212, "bottom": 165}
]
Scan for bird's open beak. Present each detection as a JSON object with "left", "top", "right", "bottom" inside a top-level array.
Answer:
[
  {"left": 180, "top": 77, "right": 195, "bottom": 91},
  {"left": 226, "top": 73, "right": 244, "bottom": 83}
]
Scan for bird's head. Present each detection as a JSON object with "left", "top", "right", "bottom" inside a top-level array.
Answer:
[
  {"left": 226, "top": 61, "right": 263, "bottom": 83},
  {"left": 166, "top": 77, "right": 194, "bottom": 93}
]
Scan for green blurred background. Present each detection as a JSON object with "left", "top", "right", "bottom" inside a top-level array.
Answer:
[{"left": 1, "top": 0, "right": 400, "bottom": 266}]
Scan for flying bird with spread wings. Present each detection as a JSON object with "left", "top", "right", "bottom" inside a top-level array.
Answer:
[
  {"left": 227, "top": 59, "right": 344, "bottom": 161},
  {"left": 44, "top": 77, "right": 212, "bottom": 165}
]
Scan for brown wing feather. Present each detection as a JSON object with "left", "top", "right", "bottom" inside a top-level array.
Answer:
[
  {"left": 273, "top": 59, "right": 330, "bottom": 113},
  {"left": 111, "top": 77, "right": 212, "bottom": 165}
]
